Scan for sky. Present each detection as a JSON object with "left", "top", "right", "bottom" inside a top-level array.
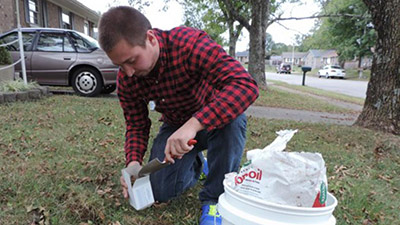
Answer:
[{"left": 77, "top": 0, "right": 321, "bottom": 52}]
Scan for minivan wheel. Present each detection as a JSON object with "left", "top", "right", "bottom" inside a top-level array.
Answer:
[
  {"left": 72, "top": 67, "right": 103, "bottom": 97},
  {"left": 102, "top": 84, "right": 117, "bottom": 94}
]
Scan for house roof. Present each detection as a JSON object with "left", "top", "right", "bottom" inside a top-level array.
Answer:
[
  {"left": 236, "top": 51, "right": 249, "bottom": 57},
  {"left": 308, "top": 49, "right": 325, "bottom": 58},
  {"left": 281, "top": 52, "right": 307, "bottom": 58},
  {"left": 321, "top": 49, "right": 338, "bottom": 58},
  {"left": 48, "top": 0, "right": 100, "bottom": 25}
]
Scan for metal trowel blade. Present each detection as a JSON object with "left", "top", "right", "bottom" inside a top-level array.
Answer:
[{"left": 138, "top": 158, "right": 170, "bottom": 177}]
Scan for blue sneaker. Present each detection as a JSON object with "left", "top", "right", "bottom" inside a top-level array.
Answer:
[
  {"left": 199, "top": 156, "right": 209, "bottom": 181},
  {"left": 200, "top": 204, "right": 221, "bottom": 225}
]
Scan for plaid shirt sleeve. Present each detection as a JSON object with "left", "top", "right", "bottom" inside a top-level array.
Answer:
[
  {"left": 189, "top": 32, "right": 259, "bottom": 131},
  {"left": 117, "top": 72, "right": 151, "bottom": 166}
]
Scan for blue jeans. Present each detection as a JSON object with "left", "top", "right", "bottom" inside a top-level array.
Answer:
[{"left": 149, "top": 114, "right": 247, "bottom": 205}]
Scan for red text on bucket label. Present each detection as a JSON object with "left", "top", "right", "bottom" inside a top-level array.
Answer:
[{"left": 235, "top": 169, "right": 262, "bottom": 185}]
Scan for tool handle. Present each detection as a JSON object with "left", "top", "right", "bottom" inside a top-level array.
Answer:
[
  {"left": 188, "top": 139, "right": 197, "bottom": 146},
  {"left": 163, "top": 139, "right": 197, "bottom": 163}
]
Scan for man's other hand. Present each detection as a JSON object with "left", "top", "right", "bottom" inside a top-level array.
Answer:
[{"left": 120, "top": 161, "right": 142, "bottom": 199}]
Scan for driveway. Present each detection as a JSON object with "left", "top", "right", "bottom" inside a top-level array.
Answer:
[{"left": 265, "top": 72, "right": 368, "bottom": 98}]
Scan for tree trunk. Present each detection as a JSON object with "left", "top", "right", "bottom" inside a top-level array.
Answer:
[
  {"left": 221, "top": 0, "right": 268, "bottom": 86},
  {"left": 355, "top": 0, "right": 400, "bottom": 134},
  {"left": 247, "top": 0, "right": 268, "bottom": 86},
  {"left": 227, "top": 19, "right": 242, "bottom": 57},
  {"left": 228, "top": 30, "right": 237, "bottom": 57}
]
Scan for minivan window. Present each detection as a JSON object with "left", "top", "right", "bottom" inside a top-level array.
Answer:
[
  {"left": 36, "top": 33, "right": 64, "bottom": 52},
  {"left": 331, "top": 66, "right": 342, "bottom": 69},
  {"left": 0, "top": 32, "right": 35, "bottom": 51},
  {"left": 63, "top": 36, "right": 75, "bottom": 52},
  {"left": 69, "top": 31, "right": 98, "bottom": 53}
]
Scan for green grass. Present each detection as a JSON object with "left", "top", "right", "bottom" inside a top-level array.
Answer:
[
  {"left": 1, "top": 95, "right": 399, "bottom": 224},
  {"left": 342, "top": 69, "right": 371, "bottom": 80},
  {"left": 307, "top": 68, "right": 371, "bottom": 81},
  {"left": 255, "top": 85, "right": 358, "bottom": 114},
  {"left": 267, "top": 79, "right": 365, "bottom": 106}
]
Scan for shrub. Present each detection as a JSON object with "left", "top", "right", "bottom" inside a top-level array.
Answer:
[
  {"left": 0, "top": 44, "right": 12, "bottom": 65},
  {"left": 0, "top": 79, "right": 38, "bottom": 92}
]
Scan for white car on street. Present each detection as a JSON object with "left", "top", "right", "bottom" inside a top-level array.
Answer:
[{"left": 318, "top": 65, "right": 346, "bottom": 79}]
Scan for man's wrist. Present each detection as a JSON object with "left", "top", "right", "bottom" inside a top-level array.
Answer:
[
  {"left": 186, "top": 117, "right": 205, "bottom": 132},
  {"left": 127, "top": 160, "right": 140, "bottom": 168}
]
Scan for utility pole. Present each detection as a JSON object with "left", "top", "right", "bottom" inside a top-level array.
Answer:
[{"left": 291, "top": 44, "right": 295, "bottom": 71}]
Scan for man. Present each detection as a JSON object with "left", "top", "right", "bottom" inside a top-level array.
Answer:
[{"left": 98, "top": 6, "right": 258, "bottom": 225}]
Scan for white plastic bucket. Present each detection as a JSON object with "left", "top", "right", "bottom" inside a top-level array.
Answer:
[{"left": 218, "top": 180, "right": 338, "bottom": 225}]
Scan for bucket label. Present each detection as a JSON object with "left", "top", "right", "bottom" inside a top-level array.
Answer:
[
  {"left": 235, "top": 168, "right": 262, "bottom": 185},
  {"left": 319, "top": 182, "right": 327, "bottom": 204},
  {"left": 234, "top": 164, "right": 264, "bottom": 197},
  {"left": 312, "top": 182, "right": 327, "bottom": 207}
]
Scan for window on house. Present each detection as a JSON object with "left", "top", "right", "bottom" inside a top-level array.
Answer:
[
  {"left": 62, "top": 12, "right": 71, "bottom": 29},
  {"left": 28, "top": 0, "right": 39, "bottom": 24}
]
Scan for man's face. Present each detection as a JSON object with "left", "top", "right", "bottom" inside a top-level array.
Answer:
[{"left": 107, "top": 30, "right": 159, "bottom": 77}]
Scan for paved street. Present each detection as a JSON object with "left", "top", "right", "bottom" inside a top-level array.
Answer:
[{"left": 265, "top": 72, "right": 368, "bottom": 98}]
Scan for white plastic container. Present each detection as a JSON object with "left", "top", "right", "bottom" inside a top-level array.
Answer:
[
  {"left": 121, "top": 168, "right": 154, "bottom": 210},
  {"left": 218, "top": 180, "right": 338, "bottom": 225}
]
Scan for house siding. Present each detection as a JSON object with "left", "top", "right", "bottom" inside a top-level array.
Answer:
[
  {"left": 0, "top": 0, "right": 98, "bottom": 38},
  {"left": 0, "top": 0, "right": 16, "bottom": 33},
  {"left": 304, "top": 54, "right": 316, "bottom": 68},
  {"left": 47, "top": 1, "right": 60, "bottom": 28},
  {"left": 73, "top": 15, "right": 84, "bottom": 33}
]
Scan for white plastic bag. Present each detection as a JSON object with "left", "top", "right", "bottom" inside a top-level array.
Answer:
[{"left": 231, "top": 129, "right": 328, "bottom": 207}]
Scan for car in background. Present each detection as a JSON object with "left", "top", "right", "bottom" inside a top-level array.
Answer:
[
  {"left": 318, "top": 65, "right": 346, "bottom": 79},
  {"left": 0, "top": 28, "right": 118, "bottom": 97},
  {"left": 276, "top": 64, "right": 291, "bottom": 74}
]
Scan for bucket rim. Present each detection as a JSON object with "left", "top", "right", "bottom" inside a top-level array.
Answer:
[{"left": 223, "top": 179, "right": 338, "bottom": 212}]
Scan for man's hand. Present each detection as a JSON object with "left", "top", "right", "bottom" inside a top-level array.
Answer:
[
  {"left": 120, "top": 161, "right": 142, "bottom": 199},
  {"left": 164, "top": 117, "right": 204, "bottom": 163}
]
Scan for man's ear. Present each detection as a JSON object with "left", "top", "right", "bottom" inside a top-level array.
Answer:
[{"left": 146, "top": 30, "right": 157, "bottom": 46}]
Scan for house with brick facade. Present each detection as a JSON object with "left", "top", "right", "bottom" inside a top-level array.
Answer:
[{"left": 0, "top": 0, "right": 100, "bottom": 38}]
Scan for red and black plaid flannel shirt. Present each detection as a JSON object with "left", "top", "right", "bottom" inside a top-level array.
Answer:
[{"left": 117, "top": 27, "right": 259, "bottom": 165}]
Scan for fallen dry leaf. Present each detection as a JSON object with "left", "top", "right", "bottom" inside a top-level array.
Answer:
[
  {"left": 99, "top": 211, "right": 106, "bottom": 221},
  {"left": 378, "top": 174, "right": 392, "bottom": 182},
  {"left": 27, "top": 205, "right": 50, "bottom": 225},
  {"left": 80, "top": 177, "right": 92, "bottom": 183}
]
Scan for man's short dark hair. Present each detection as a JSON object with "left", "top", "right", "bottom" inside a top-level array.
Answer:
[{"left": 98, "top": 6, "right": 152, "bottom": 52}]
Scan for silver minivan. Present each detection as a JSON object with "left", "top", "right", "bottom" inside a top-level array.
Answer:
[{"left": 0, "top": 28, "right": 118, "bottom": 97}]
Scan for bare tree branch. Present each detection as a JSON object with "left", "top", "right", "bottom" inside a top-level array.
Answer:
[
  {"left": 270, "top": 13, "right": 366, "bottom": 23},
  {"left": 221, "top": 0, "right": 251, "bottom": 31}
]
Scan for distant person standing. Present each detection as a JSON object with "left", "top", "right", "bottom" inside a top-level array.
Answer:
[{"left": 98, "top": 6, "right": 258, "bottom": 225}]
